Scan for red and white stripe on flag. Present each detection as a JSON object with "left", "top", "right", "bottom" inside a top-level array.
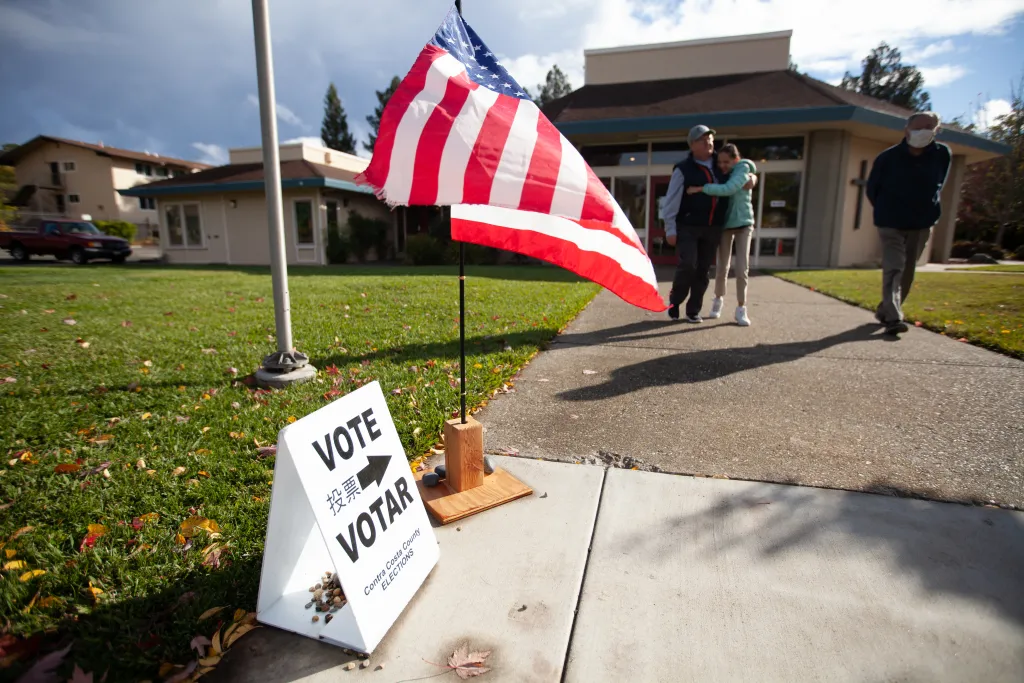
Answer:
[{"left": 357, "top": 6, "right": 665, "bottom": 312}]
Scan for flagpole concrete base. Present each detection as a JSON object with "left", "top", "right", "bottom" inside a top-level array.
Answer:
[{"left": 255, "top": 363, "right": 317, "bottom": 389}]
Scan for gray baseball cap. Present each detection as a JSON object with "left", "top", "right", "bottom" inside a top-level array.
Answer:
[{"left": 688, "top": 124, "right": 716, "bottom": 144}]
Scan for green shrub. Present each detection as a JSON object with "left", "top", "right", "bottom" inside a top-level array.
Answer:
[
  {"left": 950, "top": 240, "right": 1007, "bottom": 260},
  {"left": 403, "top": 234, "right": 449, "bottom": 265},
  {"left": 1014, "top": 244, "right": 1024, "bottom": 261},
  {"left": 348, "top": 211, "right": 390, "bottom": 262},
  {"left": 94, "top": 220, "right": 137, "bottom": 243},
  {"left": 444, "top": 241, "right": 500, "bottom": 265},
  {"left": 326, "top": 224, "right": 350, "bottom": 264}
]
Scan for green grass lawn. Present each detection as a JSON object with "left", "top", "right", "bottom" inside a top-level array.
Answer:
[
  {"left": 0, "top": 264, "right": 599, "bottom": 681},
  {"left": 947, "top": 264, "right": 1024, "bottom": 273},
  {"left": 774, "top": 269, "right": 1024, "bottom": 359}
]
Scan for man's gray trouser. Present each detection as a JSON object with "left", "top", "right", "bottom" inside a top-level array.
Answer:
[{"left": 877, "top": 227, "right": 931, "bottom": 324}]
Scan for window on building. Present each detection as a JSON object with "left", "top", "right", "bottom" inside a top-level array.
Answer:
[
  {"left": 156, "top": 167, "right": 168, "bottom": 178},
  {"left": 139, "top": 197, "right": 156, "bottom": 210},
  {"left": 55, "top": 194, "right": 66, "bottom": 214},
  {"left": 136, "top": 162, "right": 153, "bottom": 176},
  {"left": 164, "top": 203, "right": 203, "bottom": 248},
  {"left": 580, "top": 144, "right": 648, "bottom": 168},
  {"left": 758, "top": 238, "right": 797, "bottom": 258},
  {"left": 650, "top": 142, "right": 689, "bottom": 165},
  {"left": 294, "top": 200, "right": 315, "bottom": 246},
  {"left": 760, "top": 172, "right": 802, "bottom": 229},
  {"left": 62, "top": 161, "right": 77, "bottom": 172},
  {"left": 732, "top": 137, "right": 804, "bottom": 161},
  {"left": 173, "top": 169, "right": 185, "bottom": 177},
  {"left": 68, "top": 194, "right": 81, "bottom": 204}
]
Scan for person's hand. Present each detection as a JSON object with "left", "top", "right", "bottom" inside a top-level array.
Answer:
[
  {"left": 686, "top": 186, "right": 703, "bottom": 195},
  {"left": 666, "top": 234, "right": 677, "bottom": 247},
  {"left": 743, "top": 176, "right": 758, "bottom": 190}
]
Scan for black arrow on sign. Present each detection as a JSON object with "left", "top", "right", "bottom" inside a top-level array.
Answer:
[{"left": 357, "top": 455, "right": 391, "bottom": 490}]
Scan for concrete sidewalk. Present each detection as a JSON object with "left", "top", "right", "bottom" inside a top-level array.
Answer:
[
  {"left": 213, "top": 456, "right": 1024, "bottom": 682},
  {"left": 479, "top": 274, "right": 1024, "bottom": 508}
]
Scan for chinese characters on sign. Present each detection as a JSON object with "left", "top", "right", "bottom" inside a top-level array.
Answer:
[{"left": 326, "top": 477, "right": 363, "bottom": 515}]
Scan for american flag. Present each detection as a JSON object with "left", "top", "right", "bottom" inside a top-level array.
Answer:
[{"left": 358, "top": 5, "right": 664, "bottom": 311}]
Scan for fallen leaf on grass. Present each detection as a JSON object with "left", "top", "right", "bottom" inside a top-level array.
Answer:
[
  {"left": 2, "top": 377, "right": 16, "bottom": 384},
  {"left": 63, "top": 318, "right": 77, "bottom": 326},
  {"left": 10, "top": 642, "right": 71, "bottom": 683},
  {"left": 448, "top": 643, "right": 492, "bottom": 679},
  {"left": 180, "top": 516, "right": 221, "bottom": 538},
  {"left": 201, "top": 542, "right": 226, "bottom": 568},
  {"left": 171, "top": 467, "right": 187, "bottom": 477},
  {"left": 54, "top": 463, "right": 81, "bottom": 474},
  {"left": 121, "top": 320, "right": 132, "bottom": 328},
  {"left": 197, "top": 606, "right": 225, "bottom": 622},
  {"left": 141, "top": 413, "right": 152, "bottom": 420},
  {"left": 190, "top": 635, "right": 211, "bottom": 656},
  {"left": 9, "top": 526, "right": 34, "bottom": 541},
  {"left": 5, "top": 548, "right": 15, "bottom": 558},
  {"left": 136, "top": 459, "right": 146, "bottom": 470},
  {"left": 68, "top": 665, "right": 93, "bottom": 683},
  {"left": 198, "top": 655, "right": 221, "bottom": 667},
  {"left": 225, "top": 623, "right": 259, "bottom": 648},
  {"left": 4, "top": 560, "right": 26, "bottom": 570},
  {"left": 20, "top": 569, "right": 46, "bottom": 582},
  {"left": 257, "top": 446, "right": 277, "bottom": 459},
  {"left": 37, "top": 596, "right": 59, "bottom": 608},
  {"left": 162, "top": 661, "right": 197, "bottom": 683}
]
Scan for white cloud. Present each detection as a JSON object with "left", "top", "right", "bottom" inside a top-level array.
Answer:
[
  {"left": 246, "top": 93, "right": 305, "bottom": 128},
  {"left": 919, "top": 64, "right": 969, "bottom": 87},
  {"left": 504, "top": 0, "right": 1023, "bottom": 89},
  {"left": 191, "top": 142, "right": 228, "bottom": 166},
  {"left": 974, "top": 98, "right": 1013, "bottom": 129},
  {"left": 501, "top": 49, "right": 584, "bottom": 94},
  {"left": 906, "top": 38, "right": 956, "bottom": 61}
]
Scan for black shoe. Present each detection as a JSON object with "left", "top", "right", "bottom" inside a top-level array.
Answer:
[
  {"left": 667, "top": 303, "right": 680, "bottom": 320},
  {"left": 885, "top": 321, "right": 909, "bottom": 335},
  {"left": 874, "top": 309, "right": 886, "bottom": 325},
  {"left": 685, "top": 314, "right": 703, "bottom": 324}
]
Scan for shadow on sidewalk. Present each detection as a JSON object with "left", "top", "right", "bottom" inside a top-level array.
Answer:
[
  {"left": 624, "top": 480, "right": 1024, "bottom": 632},
  {"left": 558, "top": 323, "right": 881, "bottom": 400}
]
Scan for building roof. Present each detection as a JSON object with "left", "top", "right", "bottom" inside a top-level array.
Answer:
[
  {"left": 118, "top": 159, "right": 375, "bottom": 197},
  {"left": 0, "top": 135, "right": 211, "bottom": 170},
  {"left": 544, "top": 70, "right": 1007, "bottom": 156}
]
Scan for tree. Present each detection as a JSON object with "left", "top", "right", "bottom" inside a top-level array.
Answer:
[
  {"left": 957, "top": 73, "right": 1024, "bottom": 251},
  {"left": 840, "top": 43, "right": 931, "bottom": 111},
  {"left": 364, "top": 76, "right": 401, "bottom": 154},
  {"left": 530, "top": 65, "right": 573, "bottom": 108},
  {"left": 0, "top": 164, "right": 18, "bottom": 230},
  {"left": 788, "top": 57, "right": 799, "bottom": 72},
  {"left": 321, "top": 83, "right": 356, "bottom": 154},
  {"left": 2, "top": 143, "right": 18, "bottom": 154}
]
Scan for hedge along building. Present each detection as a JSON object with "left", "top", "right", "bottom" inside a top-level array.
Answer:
[
  {"left": 544, "top": 30, "right": 1009, "bottom": 268},
  {"left": 119, "top": 141, "right": 393, "bottom": 265}
]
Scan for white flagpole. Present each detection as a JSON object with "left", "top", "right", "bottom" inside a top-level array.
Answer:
[{"left": 251, "top": 0, "right": 316, "bottom": 388}]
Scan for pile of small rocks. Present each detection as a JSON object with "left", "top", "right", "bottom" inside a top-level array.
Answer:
[
  {"left": 306, "top": 570, "right": 346, "bottom": 623},
  {"left": 579, "top": 450, "right": 663, "bottom": 472}
]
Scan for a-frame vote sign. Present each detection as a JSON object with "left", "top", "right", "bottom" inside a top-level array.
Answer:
[{"left": 257, "top": 381, "right": 439, "bottom": 653}]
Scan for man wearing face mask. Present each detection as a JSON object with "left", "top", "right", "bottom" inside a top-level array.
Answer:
[{"left": 866, "top": 111, "right": 951, "bottom": 336}]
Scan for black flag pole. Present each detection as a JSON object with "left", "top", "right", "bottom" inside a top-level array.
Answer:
[{"left": 456, "top": 0, "right": 467, "bottom": 425}]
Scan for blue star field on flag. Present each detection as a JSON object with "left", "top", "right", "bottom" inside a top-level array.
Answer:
[{"left": 429, "top": 5, "right": 531, "bottom": 101}]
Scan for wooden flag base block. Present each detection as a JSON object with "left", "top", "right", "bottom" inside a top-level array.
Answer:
[{"left": 416, "top": 416, "right": 532, "bottom": 524}]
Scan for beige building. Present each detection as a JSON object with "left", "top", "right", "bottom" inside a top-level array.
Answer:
[
  {"left": 118, "top": 141, "right": 393, "bottom": 266},
  {"left": 0, "top": 136, "right": 210, "bottom": 237},
  {"left": 545, "top": 31, "right": 1008, "bottom": 268}
]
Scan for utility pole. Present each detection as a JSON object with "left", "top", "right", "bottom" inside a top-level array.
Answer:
[{"left": 251, "top": 0, "right": 317, "bottom": 388}]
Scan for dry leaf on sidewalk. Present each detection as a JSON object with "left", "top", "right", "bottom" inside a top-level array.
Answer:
[{"left": 448, "top": 643, "right": 492, "bottom": 679}]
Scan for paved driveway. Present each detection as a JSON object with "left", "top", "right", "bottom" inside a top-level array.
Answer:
[{"left": 479, "top": 274, "right": 1024, "bottom": 508}]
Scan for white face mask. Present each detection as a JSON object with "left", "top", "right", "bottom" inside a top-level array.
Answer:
[{"left": 907, "top": 129, "right": 936, "bottom": 148}]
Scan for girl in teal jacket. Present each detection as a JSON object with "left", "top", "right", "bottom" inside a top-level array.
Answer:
[{"left": 686, "top": 144, "right": 756, "bottom": 326}]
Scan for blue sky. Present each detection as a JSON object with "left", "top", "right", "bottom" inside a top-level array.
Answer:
[{"left": 1, "top": 0, "right": 1022, "bottom": 165}]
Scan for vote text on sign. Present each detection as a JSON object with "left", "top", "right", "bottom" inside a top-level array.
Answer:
[{"left": 256, "top": 381, "right": 439, "bottom": 653}]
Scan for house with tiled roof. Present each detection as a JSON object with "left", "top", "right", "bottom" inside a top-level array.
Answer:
[
  {"left": 119, "top": 141, "right": 392, "bottom": 265},
  {"left": 544, "top": 30, "right": 1009, "bottom": 267},
  {"left": 0, "top": 136, "right": 210, "bottom": 239}
]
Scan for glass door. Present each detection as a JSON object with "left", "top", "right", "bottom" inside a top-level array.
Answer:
[
  {"left": 648, "top": 175, "right": 675, "bottom": 265},
  {"left": 753, "top": 171, "right": 801, "bottom": 268}
]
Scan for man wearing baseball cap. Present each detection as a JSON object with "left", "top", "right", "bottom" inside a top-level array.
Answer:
[{"left": 661, "top": 125, "right": 752, "bottom": 322}]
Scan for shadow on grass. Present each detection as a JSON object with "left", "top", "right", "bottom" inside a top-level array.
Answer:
[{"left": 0, "top": 260, "right": 591, "bottom": 285}]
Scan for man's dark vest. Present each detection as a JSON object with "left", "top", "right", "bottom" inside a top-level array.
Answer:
[{"left": 673, "top": 155, "right": 730, "bottom": 230}]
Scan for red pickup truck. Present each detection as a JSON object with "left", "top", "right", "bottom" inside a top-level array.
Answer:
[{"left": 0, "top": 219, "right": 132, "bottom": 264}]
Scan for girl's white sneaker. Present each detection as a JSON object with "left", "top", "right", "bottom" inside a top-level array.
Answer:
[
  {"left": 708, "top": 296, "right": 724, "bottom": 319},
  {"left": 736, "top": 306, "right": 751, "bottom": 327}
]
